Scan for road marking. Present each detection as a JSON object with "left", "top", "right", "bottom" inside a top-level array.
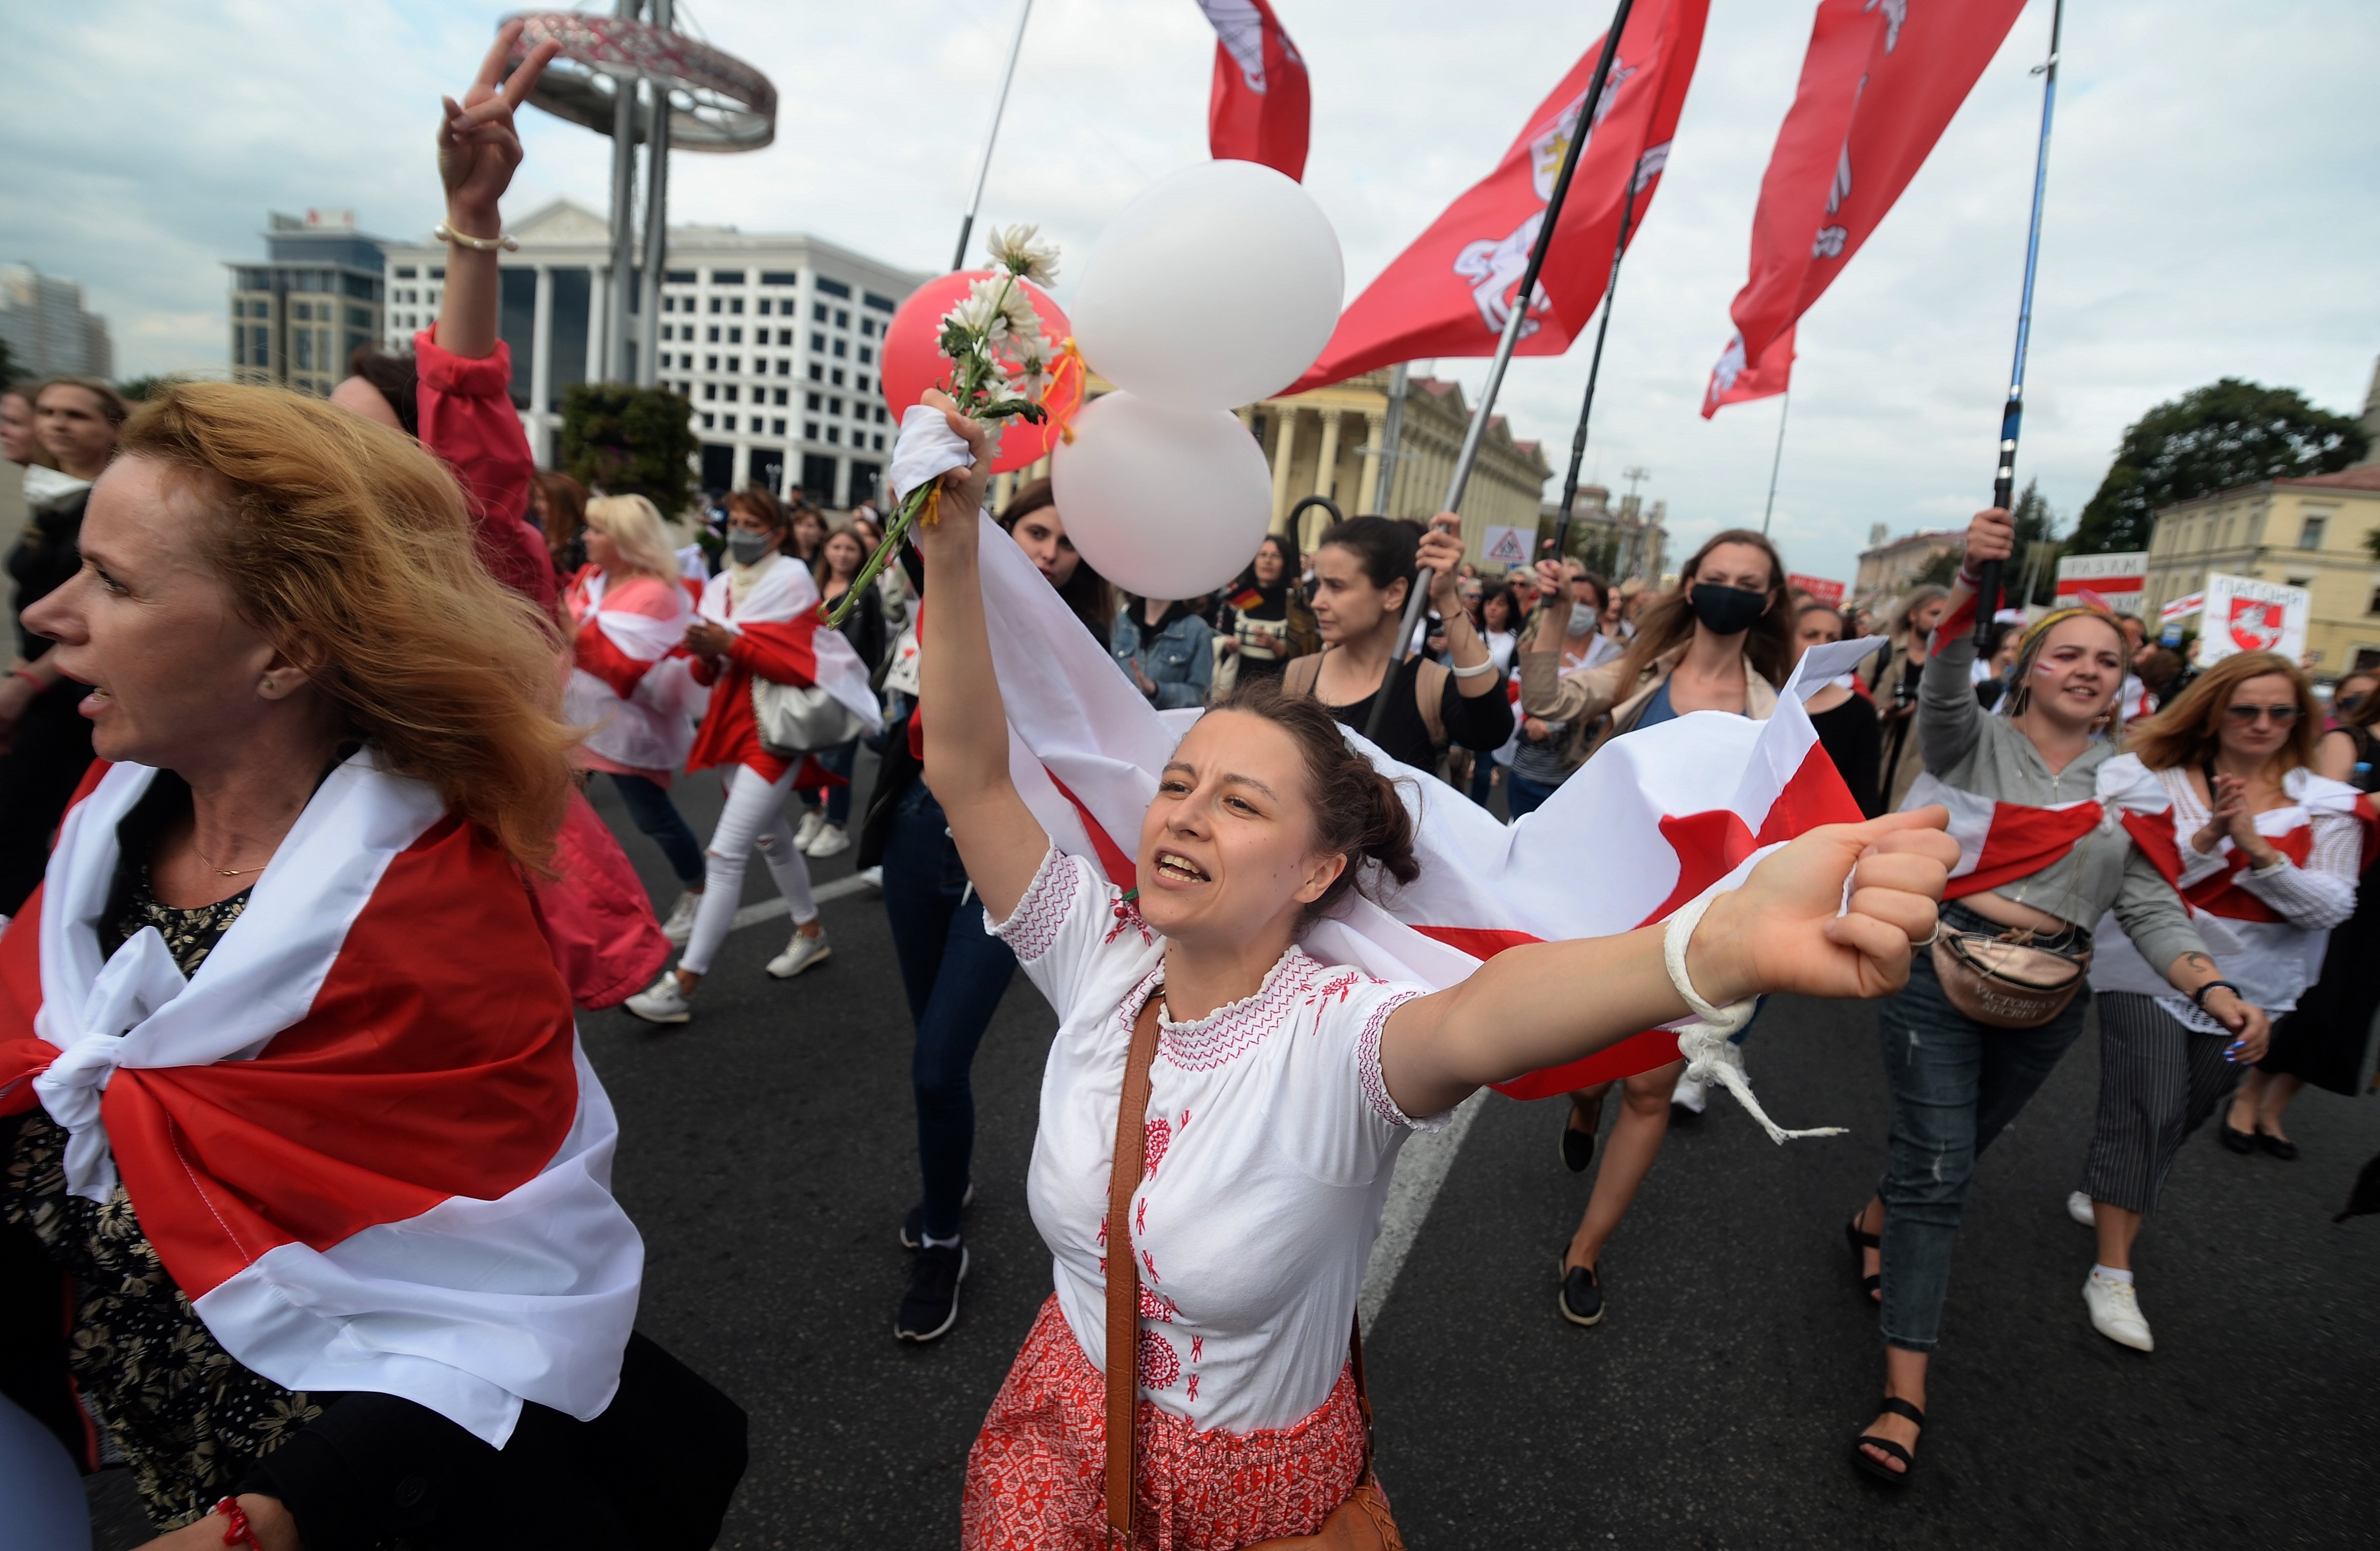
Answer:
[
  {"left": 1358, "top": 1088, "right": 1488, "bottom": 1328},
  {"left": 729, "top": 872, "right": 878, "bottom": 932}
]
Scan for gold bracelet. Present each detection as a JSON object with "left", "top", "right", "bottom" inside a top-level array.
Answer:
[{"left": 433, "top": 221, "right": 519, "bottom": 254}]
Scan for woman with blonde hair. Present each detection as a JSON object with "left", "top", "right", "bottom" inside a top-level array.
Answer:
[
  {"left": 2068, "top": 649, "right": 2362, "bottom": 1350},
  {"left": 565, "top": 494, "right": 708, "bottom": 942},
  {"left": 0, "top": 377, "right": 743, "bottom": 1549},
  {"left": 1843, "top": 506, "right": 2266, "bottom": 1484}
]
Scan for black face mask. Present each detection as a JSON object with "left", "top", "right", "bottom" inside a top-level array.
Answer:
[{"left": 1689, "top": 582, "right": 1769, "bottom": 637}]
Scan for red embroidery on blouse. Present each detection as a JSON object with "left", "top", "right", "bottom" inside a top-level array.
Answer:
[
  {"left": 1157, "top": 949, "right": 1324, "bottom": 1071},
  {"left": 1135, "top": 1198, "right": 1148, "bottom": 1237},
  {"left": 1139, "top": 1330, "right": 1182, "bottom": 1391},
  {"left": 1187, "top": 1373, "right": 1199, "bottom": 1402},
  {"left": 1141, "top": 1248, "right": 1160, "bottom": 1282},
  {"left": 1190, "top": 1335, "right": 1204, "bottom": 1363},
  {"left": 1104, "top": 894, "right": 1154, "bottom": 946},
  {"left": 1138, "top": 1285, "right": 1177, "bottom": 1323},
  {"left": 995, "top": 851, "right": 1079, "bottom": 963},
  {"left": 1356, "top": 988, "right": 1430, "bottom": 1131},
  {"left": 1143, "top": 1115, "right": 1172, "bottom": 1180}
]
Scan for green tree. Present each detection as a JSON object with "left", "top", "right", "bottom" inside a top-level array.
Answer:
[
  {"left": 558, "top": 383, "right": 697, "bottom": 519},
  {"left": 1911, "top": 548, "right": 1962, "bottom": 589},
  {"left": 2008, "top": 478, "right": 2066, "bottom": 605},
  {"left": 2072, "top": 378, "right": 2367, "bottom": 554},
  {"left": 0, "top": 338, "right": 22, "bottom": 390}
]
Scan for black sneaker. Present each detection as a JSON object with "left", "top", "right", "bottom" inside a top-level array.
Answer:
[
  {"left": 895, "top": 1243, "right": 969, "bottom": 1342},
  {"left": 1560, "top": 1099, "right": 1602, "bottom": 1174},
  {"left": 899, "top": 1181, "right": 977, "bottom": 1249},
  {"left": 1558, "top": 1259, "right": 1604, "bottom": 1327}
]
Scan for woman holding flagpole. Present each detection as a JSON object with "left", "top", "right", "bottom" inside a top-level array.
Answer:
[
  {"left": 1844, "top": 504, "right": 2271, "bottom": 1486},
  {"left": 902, "top": 395, "right": 1958, "bottom": 1545}
]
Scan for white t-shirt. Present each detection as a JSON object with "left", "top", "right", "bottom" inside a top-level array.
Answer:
[{"left": 991, "top": 848, "right": 1442, "bottom": 1435}]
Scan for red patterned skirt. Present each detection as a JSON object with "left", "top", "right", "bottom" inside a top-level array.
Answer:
[{"left": 962, "top": 1295, "right": 1371, "bottom": 1550}]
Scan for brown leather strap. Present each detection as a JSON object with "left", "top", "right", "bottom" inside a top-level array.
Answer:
[{"left": 1105, "top": 988, "right": 1165, "bottom": 1545}]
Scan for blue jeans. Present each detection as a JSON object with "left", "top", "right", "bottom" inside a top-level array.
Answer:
[
  {"left": 1467, "top": 753, "right": 1498, "bottom": 808},
  {"left": 605, "top": 773, "right": 705, "bottom": 888},
  {"left": 817, "top": 740, "right": 859, "bottom": 826},
  {"left": 1506, "top": 768, "right": 1563, "bottom": 817},
  {"left": 883, "top": 779, "right": 1019, "bottom": 1242},
  {"left": 1873, "top": 904, "right": 2092, "bottom": 1352}
]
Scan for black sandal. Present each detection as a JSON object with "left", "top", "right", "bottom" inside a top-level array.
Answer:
[
  {"left": 1852, "top": 1396, "right": 1925, "bottom": 1486},
  {"left": 1844, "top": 1215, "right": 1881, "bottom": 1306}
]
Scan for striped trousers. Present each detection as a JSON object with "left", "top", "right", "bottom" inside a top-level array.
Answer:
[{"left": 2079, "top": 992, "right": 2241, "bottom": 1215}]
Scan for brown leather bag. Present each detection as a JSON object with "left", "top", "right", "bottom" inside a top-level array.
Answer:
[{"left": 1106, "top": 992, "right": 1404, "bottom": 1550}]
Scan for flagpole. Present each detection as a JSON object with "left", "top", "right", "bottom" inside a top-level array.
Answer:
[
  {"left": 1973, "top": 0, "right": 2063, "bottom": 645},
  {"left": 1546, "top": 145, "right": 1648, "bottom": 571},
  {"left": 1760, "top": 388, "right": 1790, "bottom": 536},
  {"left": 1370, "top": 0, "right": 1637, "bottom": 741},
  {"left": 952, "top": 0, "right": 1034, "bottom": 272}
]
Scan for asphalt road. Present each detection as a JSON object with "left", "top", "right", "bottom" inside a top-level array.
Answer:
[{"left": 89, "top": 759, "right": 2380, "bottom": 1548}]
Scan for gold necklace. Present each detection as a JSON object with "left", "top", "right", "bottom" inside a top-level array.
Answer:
[{"left": 191, "top": 841, "right": 268, "bottom": 879}]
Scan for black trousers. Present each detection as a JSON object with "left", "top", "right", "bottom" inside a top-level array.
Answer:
[{"left": 2080, "top": 992, "right": 2240, "bottom": 1215}]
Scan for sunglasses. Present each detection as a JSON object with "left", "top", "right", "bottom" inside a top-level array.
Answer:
[{"left": 2223, "top": 703, "right": 2300, "bottom": 725}]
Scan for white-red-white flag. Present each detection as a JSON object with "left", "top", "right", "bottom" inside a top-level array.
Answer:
[{"left": 966, "top": 504, "right": 1875, "bottom": 1101}]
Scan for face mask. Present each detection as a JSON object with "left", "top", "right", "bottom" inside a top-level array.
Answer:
[
  {"left": 726, "top": 530, "right": 774, "bottom": 566},
  {"left": 1568, "top": 602, "right": 1599, "bottom": 635},
  {"left": 1688, "top": 583, "right": 1769, "bottom": 637}
]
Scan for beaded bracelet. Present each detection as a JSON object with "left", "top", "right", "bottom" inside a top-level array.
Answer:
[
  {"left": 433, "top": 221, "right": 520, "bottom": 253},
  {"left": 214, "top": 1497, "right": 262, "bottom": 1548}
]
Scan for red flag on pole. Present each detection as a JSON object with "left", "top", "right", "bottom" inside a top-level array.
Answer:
[
  {"left": 1289, "top": 0, "right": 1709, "bottom": 393},
  {"left": 1198, "top": 0, "right": 1311, "bottom": 182},
  {"left": 1701, "top": 0, "right": 2029, "bottom": 418}
]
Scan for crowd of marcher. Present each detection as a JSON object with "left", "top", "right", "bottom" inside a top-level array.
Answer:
[{"left": 0, "top": 24, "right": 2374, "bottom": 1550}]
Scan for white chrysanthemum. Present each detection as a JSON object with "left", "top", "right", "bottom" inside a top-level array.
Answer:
[
  {"left": 996, "top": 282, "right": 1041, "bottom": 348},
  {"left": 1009, "top": 352, "right": 1054, "bottom": 401},
  {"left": 985, "top": 223, "right": 1059, "bottom": 285},
  {"left": 943, "top": 279, "right": 1007, "bottom": 341}
]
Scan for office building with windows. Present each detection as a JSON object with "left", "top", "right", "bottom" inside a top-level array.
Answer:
[
  {"left": 0, "top": 263, "right": 113, "bottom": 381},
  {"left": 381, "top": 199, "right": 929, "bottom": 508},
  {"left": 225, "top": 211, "right": 388, "bottom": 397}
]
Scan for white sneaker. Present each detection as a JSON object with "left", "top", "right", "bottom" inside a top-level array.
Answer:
[
  {"left": 766, "top": 928, "right": 832, "bottom": 979},
  {"left": 2066, "top": 1191, "right": 2097, "bottom": 1227},
  {"left": 659, "top": 890, "right": 703, "bottom": 946},
  {"left": 624, "top": 970, "right": 694, "bottom": 1025},
  {"left": 805, "top": 822, "right": 851, "bottom": 858},
  {"left": 858, "top": 865, "right": 884, "bottom": 889},
  {"left": 793, "top": 810, "right": 825, "bottom": 850},
  {"left": 2083, "top": 1271, "right": 2154, "bottom": 1352}
]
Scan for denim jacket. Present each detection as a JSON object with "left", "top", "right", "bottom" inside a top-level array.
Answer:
[{"left": 1111, "top": 604, "right": 1215, "bottom": 710}]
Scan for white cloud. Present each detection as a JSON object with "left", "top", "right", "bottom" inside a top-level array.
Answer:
[{"left": 3, "top": 0, "right": 2372, "bottom": 584}]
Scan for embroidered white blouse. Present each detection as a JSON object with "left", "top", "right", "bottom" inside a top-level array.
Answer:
[{"left": 990, "top": 847, "right": 1444, "bottom": 1435}]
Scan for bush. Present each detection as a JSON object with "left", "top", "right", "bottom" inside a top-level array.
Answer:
[{"left": 558, "top": 383, "right": 697, "bottom": 518}]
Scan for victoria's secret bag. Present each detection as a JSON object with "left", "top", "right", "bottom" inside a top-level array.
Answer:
[{"left": 1106, "top": 993, "right": 1404, "bottom": 1551}]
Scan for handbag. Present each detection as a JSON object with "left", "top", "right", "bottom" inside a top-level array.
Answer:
[
  {"left": 1930, "top": 928, "right": 2090, "bottom": 1029},
  {"left": 751, "top": 672, "right": 866, "bottom": 757},
  {"left": 1106, "top": 994, "right": 1404, "bottom": 1551}
]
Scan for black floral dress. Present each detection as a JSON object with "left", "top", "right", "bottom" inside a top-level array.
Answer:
[{"left": 0, "top": 873, "right": 324, "bottom": 1529}]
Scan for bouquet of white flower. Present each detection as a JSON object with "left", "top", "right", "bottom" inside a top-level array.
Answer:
[{"left": 826, "top": 225, "right": 1066, "bottom": 628}]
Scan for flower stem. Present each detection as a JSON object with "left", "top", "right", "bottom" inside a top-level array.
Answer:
[{"left": 826, "top": 478, "right": 937, "bottom": 628}]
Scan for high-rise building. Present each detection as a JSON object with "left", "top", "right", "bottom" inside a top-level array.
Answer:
[
  {"left": 381, "top": 199, "right": 931, "bottom": 508},
  {"left": 0, "top": 263, "right": 113, "bottom": 381},
  {"left": 224, "top": 210, "right": 389, "bottom": 398}
]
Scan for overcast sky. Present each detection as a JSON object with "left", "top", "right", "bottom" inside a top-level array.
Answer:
[{"left": 5, "top": 0, "right": 2375, "bottom": 584}]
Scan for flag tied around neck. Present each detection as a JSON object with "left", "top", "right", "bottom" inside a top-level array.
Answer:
[
  {"left": 1198, "top": 0, "right": 1311, "bottom": 181},
  {"left": 1288, "top": 0, "right": 1709, "bottom": 392},
  {"left": 964, "top": 493, "right": 1875, "bottom": 1101},
  {"left": 1703, "top": 0, "right": 2029, "bottom": 416}
]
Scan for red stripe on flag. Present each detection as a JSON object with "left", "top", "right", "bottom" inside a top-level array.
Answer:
[
  {"left": 1947, "top": 802, "right": 2101, "bottom": 900},
  {"left": 1045, "top": 769, "right": 1140, "bottom": 891}
]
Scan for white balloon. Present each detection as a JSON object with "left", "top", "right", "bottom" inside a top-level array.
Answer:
[
  {"left": 1051, "top": 392, "right": 1274, "bottom": 602},
  {"left": 1071, "top": 161, "right": 1345, "bottom": 412}
]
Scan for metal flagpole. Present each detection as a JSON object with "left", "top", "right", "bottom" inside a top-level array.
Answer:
[
  {"left": 1972, "top": 0, "right": 2064, "bottom": 645},
  {"left": 604, "top": 0, "right": 644, "bottom": 381},
  {"left": 1369, "top": 0, "right": 1637, "bottom": 741},
  {"left": 1760, "top": 388, "right": 1791, "bottom": 535},
  {"left": 1546, "top": 145, "right": 1648, "bottom": 571},
  {"left": 635, "top": 0, "right": 674, "bottom": 387},
  {"left": 952, "top": 0, "right": 1034, "bottom": 272}
]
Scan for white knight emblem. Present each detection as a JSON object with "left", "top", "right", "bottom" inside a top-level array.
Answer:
[
  {"left": 1864, "top": 0, "right": 1908, "bottom": 53},
  {"left": 1454, "top": 210, "right": 1551, "bottom": 339}
]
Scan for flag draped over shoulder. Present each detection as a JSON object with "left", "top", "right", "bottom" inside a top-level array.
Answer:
[
  {"left": 1289, "top": 0, "right": 1708, "bottom": 393},
  {"left": 1197, "top": 0, "right": 1310, "bottom": 181},
  {"left": 1703, "top": 0, "right": 2029, "bottom": 416},
  {"left": 0, "top": 755, "right": 643, "bottom": 1447},
  {"left": 967, "top": 503, "right": 1875, "bottom": 1098}
]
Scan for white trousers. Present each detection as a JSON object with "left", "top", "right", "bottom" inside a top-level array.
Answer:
[{"left": 679, "top": 762, "right": 818, "bottom": 976}]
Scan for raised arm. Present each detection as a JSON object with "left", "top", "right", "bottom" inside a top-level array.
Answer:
[
  {"left": 433, "top": 22, "right": 554, "bottom": 359},
  {"left": 911, "top": 395, "right": 1056, "bottom": 923},
  {"left": 1378, "top": 808, "right": 1957, "bottom": 1118},
  {"left": 1916, "top": 508, "right": 2005, "bottom": 776}
]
